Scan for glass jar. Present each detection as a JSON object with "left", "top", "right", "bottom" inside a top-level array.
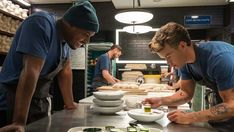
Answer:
[{"left": 143, "top": 103, "right": 152, "bottom": 113}]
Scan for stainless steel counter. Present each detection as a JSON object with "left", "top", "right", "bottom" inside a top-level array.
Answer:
[{"left": 26, "top": 104, "right": 217, "bottom": 132}]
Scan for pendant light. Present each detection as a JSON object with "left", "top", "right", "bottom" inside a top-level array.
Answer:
[
  {"left": 114, "top": 0, "right": 153, "bottom": 24},
  {"left": 123, "top": 25, "right": 152, "bottom": 34}
]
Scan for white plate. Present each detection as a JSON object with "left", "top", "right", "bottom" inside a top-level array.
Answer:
[
  {"left": 93, "top": 91, "right": 124, "bottom": 100},
  {"left": 91, "top": 104, "right": 123, "bottom": 114},
  {"left": 93, "top": 98, "right": 124, "bottom": 107},
  {"left": 67, "top": 127, "right": 162, "bottom": 132},
  {"left": 128, "top": 109, "right": 164, "bottom": 122}
]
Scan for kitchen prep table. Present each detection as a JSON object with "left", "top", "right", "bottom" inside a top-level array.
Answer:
[{"left": 26, "top": 104, "right": 216, "bottom": 132}]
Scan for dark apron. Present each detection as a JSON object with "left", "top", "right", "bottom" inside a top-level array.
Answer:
[
  {"left": 5, "top": 48, "right": 67, "bottom": 124},
  {"left": 92, "top": 76, "right": 111, "bottom": 92},
  {"left": 196, "top": 77, "right": 234, "bottom": 132}
]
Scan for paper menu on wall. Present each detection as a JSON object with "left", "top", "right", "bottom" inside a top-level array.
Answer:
[{"left": 70, "top": 48, "right": 85, "bottom": 70}]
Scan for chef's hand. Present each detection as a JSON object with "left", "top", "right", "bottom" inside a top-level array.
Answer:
[
  {"left": 142, "top": 97, "right": 162, "bottom": 108},
  {"left": 166, "top": 85, "right": 174, "bottom": 90},
  {"left": 0, "top": 123, "right": 25, "bottom": 132},
  {"left": 161, "top": 72, "right": 173, "bottom": 78},
  {"left": 64, "top": 102, "right": 78, "bottom": 110},
  {"left": 113, "top": 77, "right": 120, "bottom": 83},
  {"left": 167, "top": 110, "right": 193, "bottom": 125}
]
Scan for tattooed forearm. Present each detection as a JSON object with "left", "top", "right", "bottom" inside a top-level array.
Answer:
[
  {"left": 178, "top": 90, "right": 191, "bottom": 101},
  {"left": 230, "top": 89, "right": 234, "bottom": 100},
  {"left": 210, "top": 103, "right": 229, "bottom": 116},
  {"left": 165, "top": 91, "right": 190, "bottom": 106},
  {"left": 179, "top": 91, "right": 184, "bottom": 96}
]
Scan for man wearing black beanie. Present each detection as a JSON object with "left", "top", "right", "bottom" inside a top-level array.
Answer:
[{"left": 0, "top": 1, "right": 99, "bottom": 131}]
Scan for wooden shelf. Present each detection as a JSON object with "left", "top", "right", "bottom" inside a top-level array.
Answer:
[
  {"left": 118, "top": 68, "right": 159, "bottom": 72},
  {"left": 0, "top": 51, "right": 7, "bottom": 55},
  {"left": 0, "top": 9, "right": 24, "bottom": 21},
  {"left": 0, "top": 30, "right": 14, "bottom": 37}
]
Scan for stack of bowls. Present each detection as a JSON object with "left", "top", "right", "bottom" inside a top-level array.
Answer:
[{"left": 92, "top": 91, "right": 124, "bottom": 114}]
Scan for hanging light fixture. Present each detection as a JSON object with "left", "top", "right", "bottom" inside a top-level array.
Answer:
[
  {"left": 115, "top": 10, "right": 153, "bottom": 24},
  {"left": 114, "top": 0, "right": 153, "bottom": 24},
  {"left": 123, "top": 25, "right": 152, "bottom": 34}
]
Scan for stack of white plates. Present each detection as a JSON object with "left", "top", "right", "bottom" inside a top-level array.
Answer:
[{"left": 92, "top": 91, "right": 124, "bottom": 114}]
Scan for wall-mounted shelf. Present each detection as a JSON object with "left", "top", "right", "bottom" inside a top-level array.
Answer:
[
  {"left": 0, "top": 51, "right": 7, "bottom": 55},
  {"left": 0, "top": 30, "right": 14, "bottom": 37},
  {"left": 116, "top": 67, "right": 160, "bottom": 79},
  {"left": 0, "top": 9, "right": 24, "bottom": 21},
  {"left": 88, "top": 64, "right": 96, "bottom": 66}
]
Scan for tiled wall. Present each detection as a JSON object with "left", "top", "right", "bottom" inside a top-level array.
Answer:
[
  {"left": 119, "top": 31, "right": 162, "bottom": 61},
  {"left": 32, "top": 3, "right": 226, "bottom": 32}
]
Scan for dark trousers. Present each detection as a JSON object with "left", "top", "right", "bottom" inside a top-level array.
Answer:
[
  {"left": 209, "top": 118, "right": 234, "bottom": 132},
  {"left": 0, "top": 110, "right": 7, "bottom": 127},
  {"left": 92, "top": 81, "right": 108, "bottom": 92},
  {"left": 0, "top": 83, "right": 7, "bottom": 127},
  {"left": 0, "top": 83, "right": 50, "bottom": 127}
]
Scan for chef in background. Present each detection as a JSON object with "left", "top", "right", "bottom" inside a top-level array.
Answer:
[
  {"left": 0, "top": 1, "right": 99, "bottom": 131},
  {"left": 92, "top": 45, "right": 122, "bottom": 91}
]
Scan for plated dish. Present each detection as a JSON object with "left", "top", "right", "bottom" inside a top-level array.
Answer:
[{"left": 127, "top": 109, "right": 164, "bottom": 122}]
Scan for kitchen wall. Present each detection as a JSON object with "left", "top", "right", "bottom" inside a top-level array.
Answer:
[
  {"left": 93, "top": 2, "right": 225, "bottom": 30},
  {"left": 31, "top": 2, "right": 233, "bottom": 64},
  {"left": 31, "top": 2, "right": 229, "bottom": 42},
  {"left": 30, "top": 3, "right": 232, "bottom": 61},
  {"left": 118, "top": 31, "right": 161, "bottom": 61},
  {"left": 229, "top": 3, "right": 234, "bottom": 43}
]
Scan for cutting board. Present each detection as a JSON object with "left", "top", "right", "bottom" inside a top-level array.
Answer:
[{"left": 97, "top": 86, "right": 147, "bottom": 95}]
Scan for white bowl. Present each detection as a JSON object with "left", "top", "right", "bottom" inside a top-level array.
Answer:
[
  {"left": 93, "top": 98, "right": 124, "bottom": 107},
  {"left": 93, "top": 91, "right": 124, "bottom": 100},
  {"left": 92, "top": 105, "right": 123, "bottom": 114},
  {"left": 128, "top": 109, "right": 164, "bottom": 122}
]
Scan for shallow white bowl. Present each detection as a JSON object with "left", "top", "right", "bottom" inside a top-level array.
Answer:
[
  {"left": 92, "top": 104, "right": 123, "bottom": 114},
  {"left": 128, "top": 109, "right": 164, "bottom": 122},
  {"left": 93, "top": 98, "right": 124, "bottom": 107},
  {"left": 93, "top": 91, "right": 124, "bottom": 100}
]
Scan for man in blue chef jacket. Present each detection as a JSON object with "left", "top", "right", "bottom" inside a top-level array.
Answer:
[
  {"left": 92, "top": 45, "right": 122, "bottom": 91},
  {"left": 145, "top": 22, "right": 234, "bottom": 131},
  {"left": 0, "top": 1, "right": 99, "bottom": 131}
]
